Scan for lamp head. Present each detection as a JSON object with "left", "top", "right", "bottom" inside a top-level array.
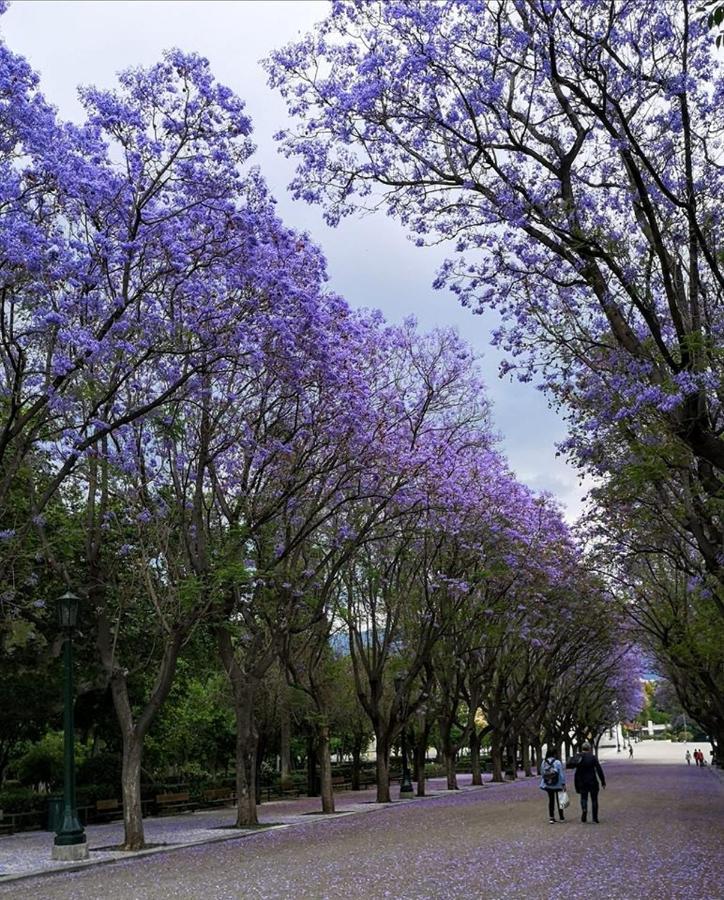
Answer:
[{"left": 58, "top": 591, "right": 80, "bottom": 630}]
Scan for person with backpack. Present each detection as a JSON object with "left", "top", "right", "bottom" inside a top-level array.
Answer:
[
  {"left": 574, "top": 741, "right": 606, "bottom": 823},
  {"left": 539, "top": 748, "right": 566, "bottom": 823}
]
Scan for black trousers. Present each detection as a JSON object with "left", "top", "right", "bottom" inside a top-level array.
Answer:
[
  {"left": 579, "top": 786, "right": 599, "bottom": 820},
  {"left": 546, "top": 788, "right": 563, "bottom": 818}
]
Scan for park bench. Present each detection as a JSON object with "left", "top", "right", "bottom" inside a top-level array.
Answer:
[
  {"left": 278, "top": 784, "right": 301, "bottom": 800},
  {"left": 155, "top": 792, "right": 196, "bottom": 815},
  {"left": 95, "top": 798, "right": 122, "bottom": 821},
  {"left": 202, "top": 787, "right": 236, "bottom": 808},
  {"left": 331, "top": 775, "right": 352, "bottom": 791}
]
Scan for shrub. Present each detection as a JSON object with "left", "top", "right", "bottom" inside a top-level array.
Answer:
[
  {"left": 77, "top": 753, "right": 122, "bottom": 788},
  {"left": 0, "top": 787, "right": 46, "bottom": 813},
  {"left": 76, "top": 783, "right": 121, "bottom": 806},
  {"left": 15, "top": 733, "right": 66, "bottom": 790}
]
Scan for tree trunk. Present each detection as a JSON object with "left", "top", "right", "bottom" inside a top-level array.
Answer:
[
  {"left": 414, "top": 734, "right": 427, "bottom": 797},
  {"left": 443, "top": 746, "right": 458, "bottom": 790},
  {"left": 318, "top": 724, "right": 335, "bottom": 813},
  {"left": 522, "top": 741, "right": 533, "bottom": 777},
  {"left": 507, "top": 742, "right": 517, "bottom": 780},
  {"left": 470, "top": 730, "right": 483, "bottom": 786},
  {"left": 490, "top": 732, "right": 504, "bottom": 782},
  {"left": 120, "top": 733, "right": 144, "bottom": 851},
  {"left": 351, "top": 740, "right": 362, "bottom": 791},
  {"left": 101, "top": 619, "right": 184, "bottom": 850},
  {"left": 414, "top": 720, "right": 431, "bottom": 797},
  {"left": 232, "top": 692, "right": 259, "bottom": 826},
  {"left": 306, "top": 732, "right": 319, "bottom": 796},
  {"left": 255, "top": 736, "right": 265, "bottom": 806},
  {"left": 279, "top": 686, "right": 292, "bottom": 783},
  {"left": 375, "top": 741, "right": 391, "bottom": 803}
]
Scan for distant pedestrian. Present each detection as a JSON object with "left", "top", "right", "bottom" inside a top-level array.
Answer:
[
  {"left": 539, "top": 749, "right": 566, "bottom": 824},
  {"left": 694, "top": 748, "right": 702, "bottom": 766},
  {"left": 628, "top": 744, "right": 633, "bottom": 759},
  {"left": 685, "top": 750, "right": 692, "bottom": 765},
  {"left": 574, "top": 741, "right": 606, "bottom": 823}
]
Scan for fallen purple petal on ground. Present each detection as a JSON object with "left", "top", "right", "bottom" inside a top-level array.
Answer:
[{"left": 1, "top": 747, "right": 722, "bottom": 899}]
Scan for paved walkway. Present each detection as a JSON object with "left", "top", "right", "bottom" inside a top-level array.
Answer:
[
  {"left": 1, "top": 742, "right": 722, "bottom": 899},
  {"left": 0, "top": 777, "right": 488, "bottom": 883}
]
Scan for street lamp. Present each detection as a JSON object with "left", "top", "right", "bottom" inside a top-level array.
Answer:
[
  {"left": 52, "top": 591, "right": 88, "bottom": 861},
  {"left": 394, "top": 674, "right": 414, "bottom": 799}
]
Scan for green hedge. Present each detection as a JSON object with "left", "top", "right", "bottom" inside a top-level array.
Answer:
[
  {"left": 76, "top": 783, "right": 121, "bottom": 806},
  {"left": 0, "top": 787, "right": 48, "bottom": 813}
]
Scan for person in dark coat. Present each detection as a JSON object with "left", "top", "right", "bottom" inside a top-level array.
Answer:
[{"left": 574, "top": 741, "right": 606, "bottom": 823}]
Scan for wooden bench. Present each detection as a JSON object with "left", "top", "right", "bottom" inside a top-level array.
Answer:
[
  {"left": 331, "top": 776, "right": 352, "bottom": 791},
  {"left": 155, "top": 792, "right": 195, "bottom": 815},
  {"left": 202, "top": 787, "right": 235, "bottom": 808},
  {"left": 278, "top": 784, "right": 301, "bottom": 800},
  {"left": 95, "top": 798, "right": 122, "bottom": 821}
]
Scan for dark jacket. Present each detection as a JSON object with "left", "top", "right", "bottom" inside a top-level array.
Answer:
[{"left": 574, "top": 752, "right": 606, "bottom": 793}]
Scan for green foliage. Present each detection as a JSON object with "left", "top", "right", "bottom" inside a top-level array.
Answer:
[
  {"left": 76, "top": 782, "right": 123, "bottom": 806},
  {"left": 0, "top": 645, "right": 59, "bottom": 779},
  {"left": 15, "top": 732, "right": 85, "bottom": 790},
  {"left": 144, "top": 655, "right": 235, "bottom": 778},
  {"left": 77, "top": 752, "right": 122, "bottom": 789},
  {"left": 0, "top": 787, "right": 47, "bottom": 813}
]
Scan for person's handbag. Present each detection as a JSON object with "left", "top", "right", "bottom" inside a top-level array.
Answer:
[{"left": 557, "top": 790, "right": 570, "bottom": 810}]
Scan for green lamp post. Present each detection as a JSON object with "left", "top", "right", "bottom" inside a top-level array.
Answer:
[{"left": 52, "top": 591, "right": 89, "bottom": 861}]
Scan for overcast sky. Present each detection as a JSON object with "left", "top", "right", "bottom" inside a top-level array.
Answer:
[{"left": 3, "top": 0, "right": 590, "bottom": 519}]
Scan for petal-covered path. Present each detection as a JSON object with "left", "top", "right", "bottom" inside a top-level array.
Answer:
[{"left": 1, "top": 750, "right": 722, "bottom": 899}]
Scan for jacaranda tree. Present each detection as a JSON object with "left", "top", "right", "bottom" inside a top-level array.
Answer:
[{"left": 267, "top": 0, "right": 723, "bottom": 599}]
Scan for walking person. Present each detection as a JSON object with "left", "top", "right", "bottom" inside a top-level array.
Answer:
[
  {"left": 539, "top": 748, "right": 566, "bottom": 824},
  {"left": 574, "top": 741, "right": 606, "bottom": 824},
  {"left": 685, "top": 749, "right": 692, "bottom": 765},
  {"left": 694, "top": 748, "right": 701, "bottom": 766},
  {"left": 628, "top": 744, "right": 633, "bottom": 759}
]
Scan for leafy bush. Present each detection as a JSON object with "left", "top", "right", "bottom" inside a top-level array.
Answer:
[
  {"left": 15, "top": 733, "right": 66, "bottom": 790},
  {"left": 0, "top": 787, "right": 47, "bottom": 813},
  {"left": 77, "top": 753, "right": 121, "bottom": 788},
  {"left": 76, "top": 783, "right": 121, "bottom": 806}
]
